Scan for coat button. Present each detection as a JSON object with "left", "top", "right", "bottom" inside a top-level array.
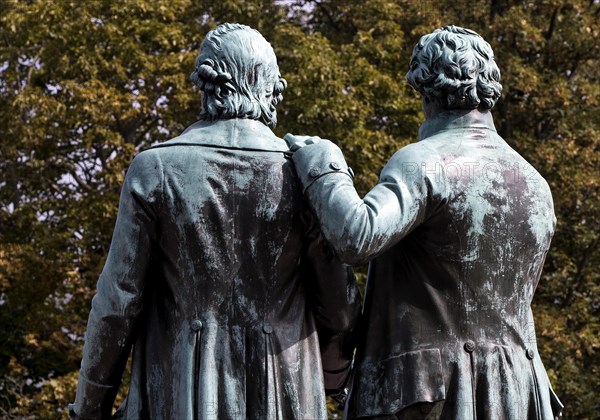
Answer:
[
  {"left": 191, "top": 320, "right": 203, "bottom": 332},
  {"left": 526, "top": 348, "right": 535, "bottom": 359},
  {"left": 309, "top": 167, "right": 320, "bottom": 178},
  {"left": 330, "top": 161, "right": 341, "bottom": 170},
  {"left": 262, "top": 324, "right": 273, "bottom": 334},
  {"left": 464, "top": 341, "right": 475, "bottom": 353}
]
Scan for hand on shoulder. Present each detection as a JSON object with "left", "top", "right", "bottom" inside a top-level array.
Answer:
[{"left": 284, "top": 133, "right": 323, "bottom": 152}]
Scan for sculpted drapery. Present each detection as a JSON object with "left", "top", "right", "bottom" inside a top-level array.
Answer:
[
  {"left": 291, "top": 110, "right": 562, "bottom": 418},
  {"left": 72, "top": 119, "right": 359, "bottom": 419}
]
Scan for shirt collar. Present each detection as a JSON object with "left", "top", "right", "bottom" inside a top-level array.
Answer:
[{"left": 418, "top": 109, "right": 497, "bottom": 141}]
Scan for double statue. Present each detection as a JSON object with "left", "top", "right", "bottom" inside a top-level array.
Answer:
[{"left": 70, "top": 23, "right": 563, "bottom": 419}]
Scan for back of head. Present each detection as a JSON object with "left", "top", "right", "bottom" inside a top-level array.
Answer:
[
  {"left": 406, "top": 25, "right": 502, "bottom": 111},
  {"left": 191, "top": 23, "right": 287, "bottom": 128}
]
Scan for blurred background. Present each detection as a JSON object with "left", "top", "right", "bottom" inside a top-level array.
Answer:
[{"left": 0, "top": 0, "right": 598, "bottom": 418}]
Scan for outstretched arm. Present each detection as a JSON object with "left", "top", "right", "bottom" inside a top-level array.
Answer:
[{"left": 286, "top": 134, "right": 435, "bottom": 266}]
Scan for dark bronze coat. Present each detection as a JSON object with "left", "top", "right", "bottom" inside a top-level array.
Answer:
[
  {"left": 291, "top": 110, "right": 563, "bottom": 419},
  {"left": 71, "top": 118, "right": 360, "bottom": 419}
]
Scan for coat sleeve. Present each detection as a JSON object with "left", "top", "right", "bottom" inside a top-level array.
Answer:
[
  {"left": 300, "top": 209, "right": 361, "bottom": 392},
  {"left": 70, "top": 151, "right": 162, "bottom": 419},
  {"left": 292, "top": 140, "right": 437, "bottom": 266}
]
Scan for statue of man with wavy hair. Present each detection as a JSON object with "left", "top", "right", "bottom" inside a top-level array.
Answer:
[
  {"left": 70, "top": 23, "right": 360, "bottom": 419},
  {"left": 190, "top": 23, "right": 287, "bottom": 128},
  {"left": 286, "top": 25, "right": 563, "bottom": 419}
]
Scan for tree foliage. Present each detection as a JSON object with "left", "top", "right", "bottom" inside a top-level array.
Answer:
[{"left": 0, "top": 0, "right": 598, "bottom": 418}]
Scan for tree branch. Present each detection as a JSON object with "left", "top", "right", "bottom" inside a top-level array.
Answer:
[{"left": 545, "top": 6, "right": 559, "bottom": 40}]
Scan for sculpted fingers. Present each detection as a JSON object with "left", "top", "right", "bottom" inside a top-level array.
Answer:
[{"left": 284, "top": 133, "right": 322, "bottom": 152}]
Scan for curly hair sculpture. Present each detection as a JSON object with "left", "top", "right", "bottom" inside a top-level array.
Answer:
[
  {"left": 406, "top": 25, "right": 502, "bottom": 111},
  {"left": 191, "top": 23, "right": 287, "bottom": 128}
]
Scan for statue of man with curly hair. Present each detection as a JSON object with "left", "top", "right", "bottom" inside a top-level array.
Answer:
[
  {"left": 286, "top": 25, "right": 563, "bottom": 419},
  {"left": 70, "top": 23, "right": 360, "bottom": 419}
]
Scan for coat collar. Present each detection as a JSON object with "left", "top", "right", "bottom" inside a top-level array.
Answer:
[
  {"left": 418, "top": 109, "right": 497, "bottom": 141},
  {"left": 153, "top": 118, "right": 289, "bottom": 153}
]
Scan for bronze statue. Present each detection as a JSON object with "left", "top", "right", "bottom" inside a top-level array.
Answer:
[
  {"left": 70, "top": 23, "right": 359, "bottom": 419},
  {"left": 286, "top": 26, "right": 563, "bottom": 419}
]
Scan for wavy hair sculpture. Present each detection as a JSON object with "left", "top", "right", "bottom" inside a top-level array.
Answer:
[
  {"left": 406, "top": 25, "right": 502, "bottom": 111},
  {"left": 191, "top": 23, "right": 287, "bottom": 128}
]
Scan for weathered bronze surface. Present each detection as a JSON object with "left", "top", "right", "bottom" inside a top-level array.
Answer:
[
  {"left": 70, "top": 23, "right": 359, "bottom": 419},
  {"left": 287, "top": 26, "right": 563, "bottom": 419}
]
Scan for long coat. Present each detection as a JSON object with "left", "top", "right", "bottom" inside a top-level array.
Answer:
[
  {"left": 291, "top": 110, "right": 563, "bottom": 419},
  {"left": 71, "top": 118, "right": 360, "bottom": 419}
]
